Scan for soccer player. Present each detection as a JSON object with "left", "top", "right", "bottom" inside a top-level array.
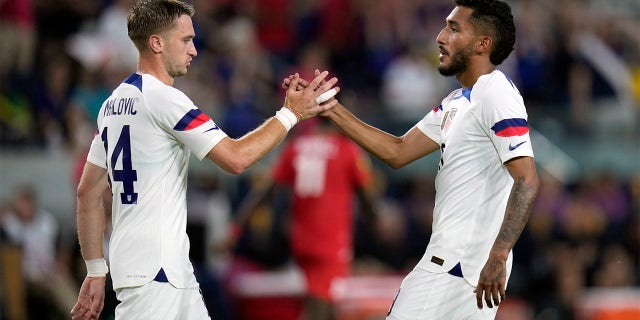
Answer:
[
  {"left": 69, "top": 1, "right": 339, "bottom": 319},
  {"left": 284, "top": 0, "right": 540, "bottom": 318},
  {"left": 236, "top": 117, "right": 377, "bottom": 320}
]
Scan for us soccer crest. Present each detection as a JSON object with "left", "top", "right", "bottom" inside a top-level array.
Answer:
[{"left": 441, "top": 108, "right": 458, "bottom": 132}]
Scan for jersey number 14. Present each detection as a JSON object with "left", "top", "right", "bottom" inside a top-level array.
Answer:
[{"left": 101, "top": 125, "right": 138, "bottom": 204}]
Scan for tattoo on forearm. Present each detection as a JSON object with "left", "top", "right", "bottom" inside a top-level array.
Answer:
[{"left": 496, "top": 177, "right": 538, "bottom": 248}]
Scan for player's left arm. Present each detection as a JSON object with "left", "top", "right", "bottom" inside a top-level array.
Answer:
[
  {"left": 475, "top": 156, "right": 539, "bottom": 309},
  {"left": 72, "top": 162, "right": 109, "bottom": 320}
]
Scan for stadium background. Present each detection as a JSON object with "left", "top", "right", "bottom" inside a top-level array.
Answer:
[{"left": 0, "top": 0, "right": 638, "bottom": 319}]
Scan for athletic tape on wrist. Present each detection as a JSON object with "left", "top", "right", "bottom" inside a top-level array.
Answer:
[
  {"left": 85, "top": 258, "right": 109, "bottom": 277},
  {"left": 274, "top": 107, "right": 299, "bottom": 131}
]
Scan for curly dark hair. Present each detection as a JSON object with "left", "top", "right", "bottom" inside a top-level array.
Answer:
[
  {"left": 127, "top": 0, "right": 195, "bottom": 51},
  {"left": 453, "top": 0, "right": 515, "bottom": 65}
]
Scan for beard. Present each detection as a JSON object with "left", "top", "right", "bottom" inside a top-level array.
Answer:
[
  {"left": 165, "top": 55, "right": 189, "bottom": 78},
  {"left": 438, "top": 42, "right": 474, "bottom": 77},
  {"left": 168, "top": 65, "right": 188, "bottom": 78}
]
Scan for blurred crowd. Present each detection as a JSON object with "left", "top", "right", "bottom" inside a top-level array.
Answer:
[{"left": 0, "top": 0, "right": 638, "bottom": 319}]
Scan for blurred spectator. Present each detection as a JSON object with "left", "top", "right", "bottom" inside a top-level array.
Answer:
[
  {"left": 90, "top": 0, "right": 137, "bottom": 70},
  {"left": 592, "top": 243, "right": 637, "bottom": 288},
  {"left": 316, "top": 0, "right": 362, "bottom": 59},
  {"left": 397, "top": 173, "right": 437, "bottom": 265},
  {"left": 235, "top": 117, "right": 377, "bottom": 320},
  {"left": 511, "top": 0, "right": 555, "bottom": 106},
  {"left": 217, "top": 17, "right": 277, "bottom": 138},
  {"left": 0, "top": 197, "right": 27, "bottom": 320},
  {"left": 353, "top": 168, "right": 413, "bottom": 273},
  {"left": 0, "top": 81, "right": 36, "bottom": 146},
  {"left": 27, "top": 52, "right": 77, "bottom": 150},
  {"left": 353, "top": 172, "right": 440, "bottom": 274},
  {"left": 632, "top": 172, "right": 640, "bottom": 215},
  {"left": 243, "top": 0, "right": 296, "bottom": 60},
  {"left": 552, "top": 0, "right": 638, "bottom": 134},
  {"left": 1, "top": 185, "right": 78, "bottom": 319},
  {"left": 315, "top": 0, "right": 366, "bottom": 89},
  {"left": 187, "top": 174, "right": 235, "bottom": 319},
  {"left": 0, "top": 0, "right": 36, "bottom": 81},
  {"left": 233, "top": 167, "right": 292, "bottom": 270},
  {"left": 558, "top": 180, "right": 608, "bottom": 246},
  {"left": 34, "top": 0, "right": 101, "bottom": 45},
  {"left": 281, "top": 42, "right": 331, "bottom": 94},
  {"left": 66, "top": 0, "right": 137, "bottom": 72},
  {"left": 69, "top": 68, "right": 112, "bottom": 125},
  {"left": 381, "top": 45, "right": 450, "bottom": 128},
  {"left": 360, "top": 0, "right": 450, "bottom": 88},
  {"left": 529, "top": 172, "right": 570, "bottom": 243},
  {"left": 547, "top": 243, "right": 587, "bottom": 320},
  {"left": 586, "top": 172, "right": 632, "bottom": 240}
]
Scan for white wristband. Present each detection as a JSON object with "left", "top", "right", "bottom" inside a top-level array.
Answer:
[
  {"left": 85, "top": 258, "right": 109, "bottom": 277},
  {"left": 274, "top": 107, "right": 299, "bottom": 132}
]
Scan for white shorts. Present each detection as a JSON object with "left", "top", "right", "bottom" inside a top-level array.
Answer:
[
  {"left": 386, "top": 269, "right": 499, "bottom": 320},
  {"left": 115, "top": 281, "right": 211, "bottom": 319}
]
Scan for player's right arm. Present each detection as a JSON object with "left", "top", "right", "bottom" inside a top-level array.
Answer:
[
  {"left": 282, "top": 73, "right": 440, "bottom": 168},
  {"left": 72, "top": 161, "right": 109, "bottom": 320},
  {"left": 206, "top": 72, "right": 339, "bottom": 174},
  {"left": 324, "top": 103, "right": 439, "bottom": 169}
]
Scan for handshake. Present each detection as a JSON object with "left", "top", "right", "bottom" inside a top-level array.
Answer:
[{"left": 279, "top": 70, "right": 340, "bottom": 123}]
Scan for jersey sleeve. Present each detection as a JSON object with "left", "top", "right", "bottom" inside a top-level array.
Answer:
[
  {"left": 415, "top": 105, "right": 444, "bottom": 144},
  {"left": 477, "top": 76, "right": 534, "bottom": 163},
  {"left": 150, "top": 86, "right": 227, "bottom": 160},
  {"left": 86, "top": 131, "right": 107, "bottom": 168}
]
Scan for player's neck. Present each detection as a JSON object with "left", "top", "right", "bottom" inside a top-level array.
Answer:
[
  {"left": 456, "top": 60, "right": 496, "bottom": 88},
  {"left": 137, "top": 57, "right": 175, "bottom": 86}
]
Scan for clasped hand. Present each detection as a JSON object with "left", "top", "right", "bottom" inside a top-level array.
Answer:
[{"left": 282, "top": 70, "right": 340, "bottom": 120}]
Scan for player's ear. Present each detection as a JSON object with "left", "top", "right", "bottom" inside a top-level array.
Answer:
[
  {"left": 477, "top": 36, "right": 492, "bottom": 54},
  {"left": 149, "top": 35, "right": 163, "bottom": 54}
]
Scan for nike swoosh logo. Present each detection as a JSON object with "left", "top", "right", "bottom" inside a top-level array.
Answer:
[
  {"left": 509, "top": 141, "right": 527, "bottom": 151},
  {"left": 203, "top": 126, "right": 219, "bottom": 133}
]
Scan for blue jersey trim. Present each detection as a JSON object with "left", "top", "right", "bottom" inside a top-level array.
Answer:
[
  {"left": 453, "top": 87, "right": 472, "bottom": 101},
  {"left": 154, "top": 268, "right": 169, "bottom": 282},
  {"left": 124, "top": 73, "right": 143, "bottom": 92},
  {"left": 448, "top": 262, "right": 464, "bottom": 277}
]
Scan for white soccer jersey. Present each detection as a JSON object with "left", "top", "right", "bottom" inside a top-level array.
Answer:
[
  {"left": 86, "top": 73, "right": 227, "bottom": 290},
  {"left": 414, "top": 70, "right": 534, "bottom": 287}
]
